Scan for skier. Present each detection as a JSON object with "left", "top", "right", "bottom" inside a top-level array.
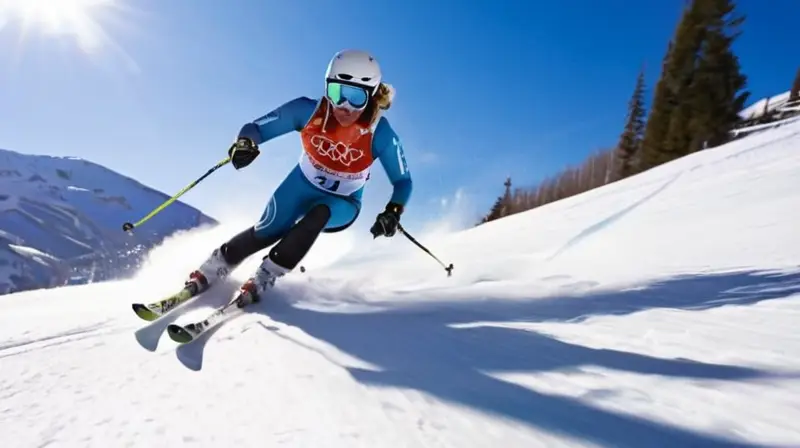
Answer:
[{"left": 183, "top": 49, "right": 412, "bottom": 306}]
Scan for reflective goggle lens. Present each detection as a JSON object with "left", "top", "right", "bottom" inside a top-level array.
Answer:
[{"left": 326, "top": 82, "right": 368, "bottom": 109}]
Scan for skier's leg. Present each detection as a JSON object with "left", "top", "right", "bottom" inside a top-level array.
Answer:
[
  {"left": 266, "top": 190, "right": 360, "bottom": 270},
  {"left": 317, "top": 192, "right": 361, "bottom": 234},
  {"left": 240, "top": 203, "right": 331, "bottom": 303},
  {"left": 186, "top": 169, "right": 309, "bottom": 292},
  {"left": 184, "top": 226, "right": 280, "bottom": 293},
  {"left": 240, "top": 185, "right": 361, "bottom": 303}
]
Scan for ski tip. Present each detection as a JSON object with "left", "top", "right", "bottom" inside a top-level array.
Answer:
[
  {"left": 167, "top": 324, "right": 194, "bottom": 344},
  {"left": 132, "top": 303, "right": 160, "bottom": 321}
]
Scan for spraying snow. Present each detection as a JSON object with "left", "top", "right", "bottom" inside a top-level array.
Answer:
[
  {"left": 1, "top": 121, "right": 799, "bottom": 447},
  {"left": 0, "top": 148, "right": 216, "bottom": 293}
]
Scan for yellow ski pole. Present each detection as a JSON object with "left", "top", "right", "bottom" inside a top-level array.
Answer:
[{"left": 122, "top": 156, "right": 231, "bottom": 232}]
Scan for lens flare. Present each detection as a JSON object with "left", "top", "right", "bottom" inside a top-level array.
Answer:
[{"left": 1, "top": 0, "right": 117, "bottom": 54}]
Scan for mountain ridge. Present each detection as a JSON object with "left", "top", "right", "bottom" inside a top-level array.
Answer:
[{"left": 0, "top": 147, "right": 217, "bottom": 294}]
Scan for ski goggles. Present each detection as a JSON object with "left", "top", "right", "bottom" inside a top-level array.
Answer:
[{"left": 326, "top": 81, "right": 369, "bottom": 110}]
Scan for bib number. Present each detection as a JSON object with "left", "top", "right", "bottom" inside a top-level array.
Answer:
[
  {"left": 314, "top": 176, "right": 341, "bottom": 192},
  {"left": 299, "top": 152, "right": 370, "bottom": 196}
]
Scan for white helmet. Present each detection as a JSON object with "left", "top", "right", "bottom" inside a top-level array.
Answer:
[{"left": 325, "top": 49, "right": 382, "bottom": 95}]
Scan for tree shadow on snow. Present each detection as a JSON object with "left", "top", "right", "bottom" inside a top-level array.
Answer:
[
  {"left": 399, "top": 268, "right": 800, "bottom": 326},
  {"left": 257, "top": 268, "right": 800, "bottom": 448}
]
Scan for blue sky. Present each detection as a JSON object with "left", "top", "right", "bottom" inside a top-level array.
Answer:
[{"left": 0, "top": 0, "right": 797, "bottom": 232}]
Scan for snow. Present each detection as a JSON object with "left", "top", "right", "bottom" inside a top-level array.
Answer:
[
  {"left": 739, "top": 90, "right": 796, "bottom": 120},
  {"left": 732, "top": 114, "right": 800, "bottom": 137},
  {"left": 1, "top": 120, "right": 800, "bottom": 447},
  {"left": 7, "top": 244, "right": 59, "bottom": 259},
  {"left": 8, "top": 244, "right": 61, "bottom": 266},
  {"left": 0, "top": 148, "right": 216, "bottom": 293}
]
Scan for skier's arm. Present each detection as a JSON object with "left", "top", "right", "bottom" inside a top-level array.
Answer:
[
  {"left": 228, "top": 97, "right": 317, "bottom": 170},
  {"left": 373, "top": 117, "right": 412, "bottom": 207},
  {"left": 237, "top": 97, "right": 317, "bottom": 145}
]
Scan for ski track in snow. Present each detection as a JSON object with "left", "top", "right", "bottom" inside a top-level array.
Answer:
[{"left": 1, "top": 122, "right": 800, "bottom": 447}]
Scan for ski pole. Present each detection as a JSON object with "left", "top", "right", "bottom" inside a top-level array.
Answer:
[
  {"left": 397, "top": 223, "right": 454, "bottom": 276},
  {"left": 122, "top": 156, "right": 231, "bottom": 232}
]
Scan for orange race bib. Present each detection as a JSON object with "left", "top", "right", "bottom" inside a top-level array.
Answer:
[{"left": 298, "top": 101, "right": 375, "bottom": 195}]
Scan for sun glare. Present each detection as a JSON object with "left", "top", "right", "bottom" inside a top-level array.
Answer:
[{"left": 0, "top": 0, "right": 115, "bottom": 53}]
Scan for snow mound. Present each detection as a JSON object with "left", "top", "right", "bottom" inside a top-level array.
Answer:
[{"left": 1, "top": 121, "right": 799, "bottom": 446}]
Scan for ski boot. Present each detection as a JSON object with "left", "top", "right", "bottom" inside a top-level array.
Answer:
[
  {"left": 234, "top": 257, "right": 288, "bottom": 308},
  {"left": 185, "top": 247, "right": 233, "bottom": 295},
  {"left": 131, "top": 247, "right": 237, "bottom": 322}
]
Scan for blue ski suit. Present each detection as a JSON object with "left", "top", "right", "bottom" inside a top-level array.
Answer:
[{"left": 237, "top": 96, "right": 413, "bottom": 241}]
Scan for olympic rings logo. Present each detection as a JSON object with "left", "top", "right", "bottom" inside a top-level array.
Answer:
[{"left": 309, "top": 134, "right": 364, "bottom": 167}]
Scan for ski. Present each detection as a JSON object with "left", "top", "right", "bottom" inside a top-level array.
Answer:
[
  {"left": 166, "top": 290, "right": 253, "bottom": 344},
  {"left": 131, "top": 285, "right": 198, "bottom": 322}
]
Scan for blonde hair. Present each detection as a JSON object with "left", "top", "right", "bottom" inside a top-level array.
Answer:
[
  {"left": 374, "top": 82, "right": 395, "bottom": 110},
  {"left": 356, "top": 82, "right": 395, "bottom": 128}
]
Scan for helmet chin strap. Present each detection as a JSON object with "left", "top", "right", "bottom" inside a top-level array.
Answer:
[{"left": 321, "top": 98, "right": 331, "bottom": 132}]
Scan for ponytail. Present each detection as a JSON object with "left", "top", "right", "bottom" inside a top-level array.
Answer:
[
  {"left": 357, "top": 82, "right": 396, "bottom": 128},
  {"left": 374, "top": 82, "right": 395, "bottom": 110}
]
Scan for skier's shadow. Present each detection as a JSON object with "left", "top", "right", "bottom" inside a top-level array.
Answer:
[{"left": 260, "top": 268, "right": 800, "bottom": 447}]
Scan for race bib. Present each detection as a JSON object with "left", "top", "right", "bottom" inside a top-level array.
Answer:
[{"left": 298, "top": 152, "right": 370, "bottom": 196}]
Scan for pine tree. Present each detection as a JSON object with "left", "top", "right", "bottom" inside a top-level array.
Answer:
[
  {"left": 638, "top": 41, "right": 675, "bottom": 171},
  {"left": 481, "top": 177, "right": 513, "bottom": 223},
  {"left": 790, "top": 67, "right": 800, "bottom": 104},
  {"left": 685, "top": 0, "right": 749, "bottom": 152},
  {"left": 500, "top": 177, "right": 512, "bottom": 214},
  {"left": 615, "top": 67, "right": 647, "bottom": 179},
  {"left": 641, "top": 1, "right": 710, "bottom": 169},
  {"left": 662, "top": 0, "right": 710, "bottom": 158},
  {"left": 481, "top": 197, "right": 504, "bottom": 224},
  {"left": 641, "top": 0, "right": 749, "bottom": 166}
]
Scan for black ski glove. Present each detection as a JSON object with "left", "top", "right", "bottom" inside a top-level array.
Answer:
[
  {"left": 228, "top": 137, "right": 260, "bottom": 170},
  {"left": 370, "top": 202, "right": 403, "bottom": 238}
]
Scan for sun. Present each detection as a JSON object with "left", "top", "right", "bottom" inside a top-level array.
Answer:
[{"left": 0, "top": 0, "right": 116, "bottom": 53}]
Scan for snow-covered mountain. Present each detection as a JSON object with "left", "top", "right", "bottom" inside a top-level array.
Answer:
[
  {"left": 0, "top": 148, "right": 216, "bottom": 294},
  {"left": 0, "top": 120, "right": 799, "bottom": 447}
]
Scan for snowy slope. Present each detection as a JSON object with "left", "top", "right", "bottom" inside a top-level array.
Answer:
[
  {"left": 739, "top": 90, "right": 797, "bottom": 121},
  {"left": 1, "top": 120, "right": 799, "bottom": 447},
  {"left": 0, "top": 148, "right": 216, "bottom": 294}
]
